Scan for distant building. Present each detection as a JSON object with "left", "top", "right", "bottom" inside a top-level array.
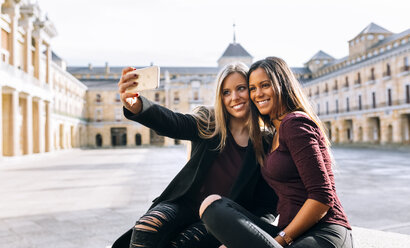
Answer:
[
  {"left": 300, "top": 23, "right": 410, "bottom": 145},
  {"left": 1, "top": 0, "right": 87, "bottom": 159},
  {"left": 67, "top": 40, "right": 253, "bottom": 148},
  {"left": 1, "top": 0, "right": 409, "bottom": 160}
]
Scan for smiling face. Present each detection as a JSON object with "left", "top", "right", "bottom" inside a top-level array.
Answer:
[
  {"left": 248, "top": 68, "right": 277, "bottom": 118},
  {"left": 221, "top": 72, "right": 250, "bottom": 120}
]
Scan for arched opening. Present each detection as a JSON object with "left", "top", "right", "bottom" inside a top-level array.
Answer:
[
  {"left": 96, "top": 134, "right": 102, "bottom": 147},
  {"left": 135, "top": 133, "right": 142, "bottom": 146},
  {"left": 111, "top": 127, "right": 127, "bottom": 146}
]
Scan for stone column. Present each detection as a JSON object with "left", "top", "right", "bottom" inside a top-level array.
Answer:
[
  {"left": 0, "top": 90, "right": 2, "bottom": 158},
  {"left": 4, "top": 4, "right": 19, "bottom": 66},
  {"left": 379, "top": 118, "right": 388, "bottom": 145},
  {"left": 45, "top": 101, "right": 53, "bottom": 152},
  {"left": 32, "top": 34, "right": 42, "bottom": 80},
  {"left": 38, "top": 99, "right": 45, "bottom": 153},
  {"left": 362, "top": 118, "right": 371, "bottom": 143},
  {"left": 20, "top": 17, "right": 34, "bottom": 75},
  {"left": 25, "top": 95, "right": 33, "bottom": 154},
  {"left": 45, "top": 44, "right": 51, "bottom": 85},
  {"left": 11, "top": 90, "right": 19, "bottom": 156},
  {"left": 392, "top": 117, "right": 402, "bottom": 143}
]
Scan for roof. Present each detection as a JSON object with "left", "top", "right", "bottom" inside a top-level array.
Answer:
[
  {"left": 370, "top": 28, "right": 410, "bottom": 49},
  {"left": 291, "top": 67, "right": 311, "bottom": 74},
  {"left": 67, "top": 66, "right": 220, "bottom": 76},
  {"left": 308, "top": 50, "right": 334, "bottom": 62},
  {"left": 219, "top": 43, "right": 252, "bottom": 58},
  {"left": 51, "top": 51, "right": 63, "bottom": 62},
  {"left": 358, "top": 23, "right": 392, "bottom": 36}
]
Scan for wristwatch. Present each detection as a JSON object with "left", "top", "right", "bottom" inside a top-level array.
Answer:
[{"left": 278, "top": 230, "right": 293, "bottom": 245}]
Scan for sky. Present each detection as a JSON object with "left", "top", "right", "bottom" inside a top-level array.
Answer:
[{"left": 36, "top": 0, "right": 409, "bottom": 68}]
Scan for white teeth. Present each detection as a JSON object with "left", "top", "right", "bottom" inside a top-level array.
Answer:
[
  {"left": 233, "top": 103, "right": 244, "bottom": 110},
  {"left": 257, "top": 100, "right": 269, "bottom": 106}
]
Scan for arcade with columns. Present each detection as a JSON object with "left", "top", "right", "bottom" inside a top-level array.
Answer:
[{"left": 1, "top": 0, "right": 87, "bottom": 159}]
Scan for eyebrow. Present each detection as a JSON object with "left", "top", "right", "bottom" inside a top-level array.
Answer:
[{"left": 249, "top": 80, "right": 270, "bottom": 85}]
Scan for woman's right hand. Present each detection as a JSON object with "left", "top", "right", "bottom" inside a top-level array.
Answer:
[{"left": 118, "top": 67, "right": 142, "bottom": 114}]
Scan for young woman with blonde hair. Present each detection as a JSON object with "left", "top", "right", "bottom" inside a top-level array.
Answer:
[
  {"left": 200, "top": 57, "right": 353, "bottom": 248},
  {"left": 112, "top": 62, "right": 277, "bottom": 248}
]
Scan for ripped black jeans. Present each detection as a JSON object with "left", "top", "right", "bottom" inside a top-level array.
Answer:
[
  {"left": 129, "top": 201, "right": 220, "bottom": 248},
  {"left": 202, "top": 197, "right": 354, "bottom": 248}
]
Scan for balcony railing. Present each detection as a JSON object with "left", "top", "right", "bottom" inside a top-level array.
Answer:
[
  {"left": 382, "top": 71, "right": 391, "bottom": 77},
  {"left": 318, "top": 100, "right": 409, "bottom": 117},
  {"left": 400, "top": 65, "right": 409, "bottom": 72},
  {"left": 0, "top": 60, "right": 47, "bottom": 90}
]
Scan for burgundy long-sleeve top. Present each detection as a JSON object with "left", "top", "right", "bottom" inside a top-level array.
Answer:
[{"left": 261, "top": 112, "right": 351, "bottom": 230}]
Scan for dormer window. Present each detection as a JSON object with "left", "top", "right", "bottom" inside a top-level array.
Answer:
[
  {"left": 378, "top": 35, "right": 385, "bottom": 40},
  {"left": 367, "top": 35, "right": 374, "bottom": 40}
]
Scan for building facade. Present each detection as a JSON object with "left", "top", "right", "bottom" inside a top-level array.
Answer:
[
  {"left": 1, "top": 3, "right": 408, "bottom": 161},
  {"left": 300, "top": 23, "right": 409, "bottom": 145},
  {"left": 1, "top": 0, "right": 87, "bottom": 159},
  {"left": 67, "top": 41, "right": 253, "bottom": 148}
]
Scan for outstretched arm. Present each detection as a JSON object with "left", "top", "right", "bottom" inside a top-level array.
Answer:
[{"left": 118, "top": 67, "right": 202, "bottom": 141}]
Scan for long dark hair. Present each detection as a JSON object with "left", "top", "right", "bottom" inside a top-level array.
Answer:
[{"left": 247, "top": 57, "right": 330, "bottom": 166}]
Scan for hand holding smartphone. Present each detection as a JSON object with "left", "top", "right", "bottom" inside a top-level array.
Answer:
[{"left": 125, "top": 66, "right": 160, "bottom": 93}]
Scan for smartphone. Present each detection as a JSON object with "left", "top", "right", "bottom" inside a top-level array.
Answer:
[{"left": 125, "top": 66, "right": 160, "bottom": 93}]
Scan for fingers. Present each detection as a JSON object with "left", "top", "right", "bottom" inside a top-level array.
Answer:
[
  {"left": 122, "top": 92, "right": 138, "bottom": 99},
  {"left": 118, "top": 67, "right": 138, "bottom": 86},
  {"left": 119, "top": 80, "right": 139, "bottom": 93},
  {"left": 121, "top": 67, "right": 135, "bottom": 76}
]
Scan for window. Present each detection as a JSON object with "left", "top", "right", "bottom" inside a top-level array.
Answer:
[
  {"left": 358, "top": 95, "right": 362, "bottom": 110},
  {"left": 334, "top": 80, "right": 338, "bottom": 90},
  {"left": 115, "top": 108, "right": 122, "bottom": 122},
  {"left": 96, "top": 93, "right": 101, "bottom": 103},
  {"left": 324, "top": 83, "right": 328, "bottom": 93},
  {"left": 309, "top": 89, "right": 312, "bottom": 97},
  {"left": 155, "top": 93, "right": 160, "bottom": 102},
  {"left": 406, "top": 85, "right": 409, "bottom": 104},
  {"left": 345, "top": 77, "right": 349, "bottom": 87},
  {"left": 326, "top": 101, "right": 329, "bottom": 115},
  {"left": 315, "top": 86, "right": 319, "bottom": 96},
  {"left": 174, "top": 91, "right": 180, "bottom": 103},
  {"left": 346, "top": 97, "right": 350, "bottom": 112},
  {"left": 384, "top": 63, "right": 391, "bottom": 77},
  {"left": 95, "top": 109, "right": 102, "bottom": 122},
  {"left": 193, "top": 90, "right": 199, "bottom": 101},
  {"left": 335, "top": 100, "right": 339, "bottom": 113},
  {"left": 387, "top": 89, "right": 392, "bottom": 106},
  {"left": 403, "top": 57, "right": 409, "bottom": 72},
  {"left": 115, "top": 93, "right": 121, "bottom": 102},
  {"left": 372, "top": 92, "right": 376, "bottom": 108},
  {"left": 355, "top": 73, "right": 361, "bottom": 84},
  {"left": 370, "top": 68, "right": 375, "bottom": 81}
]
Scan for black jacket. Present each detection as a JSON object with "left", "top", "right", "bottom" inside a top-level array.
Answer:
[
  {"left": 112, "top": 96, "right": 277, "bottom": 247},
  {"left": 125, "top": 96, "right": 277, "bottom": 211}
]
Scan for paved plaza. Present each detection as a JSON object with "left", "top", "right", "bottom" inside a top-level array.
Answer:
[{"left": 1, "top": 146, "right": 410, "bottom": 248}]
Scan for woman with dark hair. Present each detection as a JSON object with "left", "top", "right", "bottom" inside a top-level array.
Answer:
[
  {"left": 200, "top": 57, "right": 353, "bottom": 248},
  {"left": 113, "top": 62, "right": 277, "bottom": 248}
]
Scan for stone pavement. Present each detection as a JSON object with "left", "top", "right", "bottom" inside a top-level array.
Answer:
[{"left": 1, "top": 146, "right": 410, "bottom": 248}]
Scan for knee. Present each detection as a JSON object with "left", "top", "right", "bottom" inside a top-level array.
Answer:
[{"left": 199, "top": 194, "right": 222, "bottom": 218}]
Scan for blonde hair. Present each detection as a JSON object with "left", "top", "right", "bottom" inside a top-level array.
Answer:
[
  {"left": 247, "top": 57, "right": 331, "bottom": 166},
  {"left": 192, "top": 62, "right": 249, "bottom": 151}
]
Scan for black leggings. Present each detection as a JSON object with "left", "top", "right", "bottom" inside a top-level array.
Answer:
[
  {"left": 113, "top": 201, "right": 220, "bottom": 248},
  {"left": 201, "top": 197, "right": 354, "bottom": 248}
]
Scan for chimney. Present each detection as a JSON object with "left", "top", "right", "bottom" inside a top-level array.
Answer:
[
  {"left": 88, "top": 63, "right": 92, "bottom": 71},
  {"left": 105, "top": 62, "right": 110, "bottom": 74}
]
